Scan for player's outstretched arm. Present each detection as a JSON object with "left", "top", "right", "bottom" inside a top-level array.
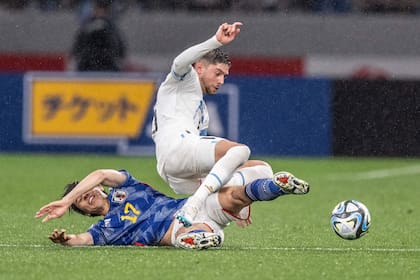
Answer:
[
  {"left": 35, "top": 169, "right": 127, "bottom": 223},
  {"left": 49, "top": 229, "right": 93, "bottom": 246},
  {"left": 35, "top": 199, "right": 72, "bottom": 223},
  {"left": 172, "top": 22, "right": 242, "bottom": 77}
]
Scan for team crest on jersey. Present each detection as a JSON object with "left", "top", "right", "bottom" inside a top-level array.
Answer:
[{"left": 112, "top": 190, "right": 127, "bottom": 203}]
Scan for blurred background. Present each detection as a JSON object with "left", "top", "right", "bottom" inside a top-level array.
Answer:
[{"left": 1, "top": 0, "right": 420, "bottom": 157}]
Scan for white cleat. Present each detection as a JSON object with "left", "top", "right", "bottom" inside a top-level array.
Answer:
[
  {"left": 273, "top": 171, "right": 310, "bottom": 194},
  {"left": 175, "top": 230, "right": 222, "bottom": 250}
]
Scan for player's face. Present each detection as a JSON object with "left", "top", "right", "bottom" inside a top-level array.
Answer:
[
  {"left": 199, "top": 63, "right": 229, "bottom": 95},
  {"left": 74, "top": 187, "right": 108, "bottom": 216}
]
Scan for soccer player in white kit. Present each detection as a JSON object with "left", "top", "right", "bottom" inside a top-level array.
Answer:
[{"left": 152, "top": 22, "right": 278, "bottom": 227}]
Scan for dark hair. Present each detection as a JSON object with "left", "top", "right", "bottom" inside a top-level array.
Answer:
[
  {"left": 62, "top": 181, "right": 89, "bottom": 216},
  {"left": 200, "top": 48, "right": 231, "bottom": 67}
]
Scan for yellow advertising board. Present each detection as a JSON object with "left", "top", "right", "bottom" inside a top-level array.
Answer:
[{"left": 29, "top": 78, "right": 156, "bottom": 138}]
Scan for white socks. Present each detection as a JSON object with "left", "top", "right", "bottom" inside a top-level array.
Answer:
[
  {"left": 224, "top": 164, "right": 274, "bottom": 186},
  {"left": 191, "top": 145, "right": 251, "bottom": 204}
]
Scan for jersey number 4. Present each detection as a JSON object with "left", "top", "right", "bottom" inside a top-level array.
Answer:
[{"left": 120, "top": 202, "right": 140, "bottom": 223}]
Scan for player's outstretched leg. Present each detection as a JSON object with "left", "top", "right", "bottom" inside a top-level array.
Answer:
[
  {"left": 245, "top": 171, "right": 309, "bottom": 201},
  {"left": 175, "top": 230, "right": 222, "bottom": 250}
]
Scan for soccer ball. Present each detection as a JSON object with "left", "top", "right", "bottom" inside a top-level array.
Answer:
[{"left": 330, "top": 200, "right": 371, "bottom": 240}]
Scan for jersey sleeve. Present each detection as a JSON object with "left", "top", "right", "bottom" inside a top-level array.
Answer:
[
  {"left": 171, "top": 35, "right": 223, "bottom": 80},
  {"left": 87, "top": 217, "right": 127, "bottom": 245},
  {"left": 117, "top": 169, "right": 137, "bottom": 187},
  {"left": 88, "top": 222, "right": 107, "bottom": 245}
]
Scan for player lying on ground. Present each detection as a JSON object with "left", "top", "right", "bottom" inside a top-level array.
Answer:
[{"left": 35, "top": 168, "right": 309, "bottom": 249}]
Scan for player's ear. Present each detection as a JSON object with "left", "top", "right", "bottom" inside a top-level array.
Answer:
[{"left": 195, "top": 61, "right": 205, "bottom": 74}]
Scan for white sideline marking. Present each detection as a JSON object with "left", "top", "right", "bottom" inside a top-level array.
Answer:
[
  {"left": 240, "top": 247, "right": 420, "bottom": 252},
  {"left": 1, "top": 244, "right": 419, "bottom": 252},
  {"left": 327, "top": 164, "right": 420, "bottom": 181}
]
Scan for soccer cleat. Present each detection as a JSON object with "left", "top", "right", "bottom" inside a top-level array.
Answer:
[
  {"left": 175, "top": 230, "right": 222, "bottom": 250},
  {"left": 175, "top": 204, "right": 199, "bottom": 228},
  {"left": 273, "top": 171, "right": 310, "bottom": 194}
]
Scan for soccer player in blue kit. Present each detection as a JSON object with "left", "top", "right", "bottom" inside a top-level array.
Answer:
[{"left": 35, "top": 168, "right": 309, "bottom": 249}]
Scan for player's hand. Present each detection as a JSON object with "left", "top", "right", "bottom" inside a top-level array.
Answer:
[
  {"left": 49, "top": 229, "right": 70, "bottom": 244},
  {"left": 235, "top": 217, "right": 252, "bottom": 228},
  {"left": 35, "top": 200, "right": 70, "bottom": 223},
  {"left": 215, "top": 22, "right": 242, "bottom": 45}
]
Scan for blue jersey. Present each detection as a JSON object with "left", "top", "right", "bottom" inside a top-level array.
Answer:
[{"left": 88, "top": 170, "right": 186, "bottom": 246}]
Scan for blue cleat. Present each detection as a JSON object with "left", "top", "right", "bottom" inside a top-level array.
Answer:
[
  {"left": 175, "top": 210, "right": 193, "bottom": 228},
  {"left": 175, "top": 202, "right": 199, "bottom": 227}
]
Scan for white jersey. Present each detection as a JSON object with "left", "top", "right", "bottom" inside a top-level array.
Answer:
[
  {"left": 152, "top": 35, "right": 223, "bottom": 143},
  {"left": 151, "top": 35, "right": 225, "bottom": 191}
]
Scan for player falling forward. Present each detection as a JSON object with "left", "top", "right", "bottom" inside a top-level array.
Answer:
[{"left": 152, "top": 22, "right": 277, "bottom": 227}]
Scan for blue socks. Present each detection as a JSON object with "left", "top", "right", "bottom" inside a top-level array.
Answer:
[{"left": 245, "top": 178, "right": 287, "bottom": 201}]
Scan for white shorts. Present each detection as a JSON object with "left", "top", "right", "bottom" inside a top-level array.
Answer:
[
  {"left": 155, "top": 131, "right": 224, "bottom": 194},
  {"left": 170, "top": 192, "right": 251, "bottom": 245}
]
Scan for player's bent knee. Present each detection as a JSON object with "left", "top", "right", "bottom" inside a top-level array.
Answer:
[
  {"left": 215, "top": 141, "right": 250, "bottom": 160},
  {"left": 228, "top": 145, "right": 250, "bottom": 162}
]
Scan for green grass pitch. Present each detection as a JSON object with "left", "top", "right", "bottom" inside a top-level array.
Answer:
[{"left": 1, "top": 153, "right": 419, "bottom": 279}]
